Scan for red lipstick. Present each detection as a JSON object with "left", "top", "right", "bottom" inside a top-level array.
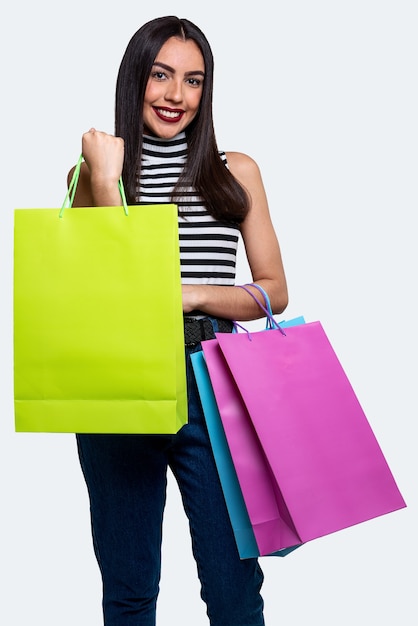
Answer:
[{"left": 153, "top": 107, "right": 184, "bottom": 123}]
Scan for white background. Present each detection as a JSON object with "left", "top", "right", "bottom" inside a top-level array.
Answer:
[{"left": 1, "top": 1, "right": 416, "bottom": 624}]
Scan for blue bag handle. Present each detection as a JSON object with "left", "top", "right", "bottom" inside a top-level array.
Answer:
[
  {"left": 237, "top": 284, "right": 286, "bottom": 335},
  {"left": 245, "top": 283, "right": 273, "bottom": 316}
]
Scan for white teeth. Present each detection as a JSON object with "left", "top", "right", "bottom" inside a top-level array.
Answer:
[{"left": 157, "top": 109, "right": 181, "bottom": 119}]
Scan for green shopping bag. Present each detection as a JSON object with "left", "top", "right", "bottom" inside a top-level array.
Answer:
[{"left": 14, "top": 156, "right": 187, "bottom": 433}]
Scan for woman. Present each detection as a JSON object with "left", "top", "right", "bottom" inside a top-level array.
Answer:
[{"left": 70, "top": 15, "right": 288, "bottom": 626}]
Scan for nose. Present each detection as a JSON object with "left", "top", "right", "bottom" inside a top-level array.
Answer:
[{"left": 164, "top": 78, "right": 183, "bottom": 103}]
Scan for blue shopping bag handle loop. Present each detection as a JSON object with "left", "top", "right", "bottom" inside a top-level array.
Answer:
[
  {"left": 59, "top": 154, "right": 129, "bottom": 218},
  {"left": 237, "top": 284, "right": 286, "bottom": 336}
]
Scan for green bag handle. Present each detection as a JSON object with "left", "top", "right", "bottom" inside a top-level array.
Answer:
[{"left": 60, "top": 154, "right": 129, "bottom": 218}]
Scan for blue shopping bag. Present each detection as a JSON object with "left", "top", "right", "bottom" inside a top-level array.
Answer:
[{"left": 191, "top": 317, "right": 305, "bottom": 559}]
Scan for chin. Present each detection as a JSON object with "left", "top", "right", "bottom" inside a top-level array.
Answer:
[
  {"left": 144, "top": 116, "right": 189, "bottom": 139},
  {"left": 156, "top": 126, "right": 184, "bottom": 139}
]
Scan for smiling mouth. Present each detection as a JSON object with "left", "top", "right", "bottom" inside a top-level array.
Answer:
[{"left": 153, "top": 107, "right": 184, "bottom": 122}]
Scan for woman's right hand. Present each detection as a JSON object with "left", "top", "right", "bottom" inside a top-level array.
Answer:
[
  {"left": 68, "top": 128, "right": 125, "bottom": 207},
  {"left": 82, "top": 128, "right": 125, "bottom": 186}
]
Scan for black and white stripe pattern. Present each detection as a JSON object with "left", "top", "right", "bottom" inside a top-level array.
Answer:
[{"left": 136, "top": 133, "right": 239, "bottom": 285}]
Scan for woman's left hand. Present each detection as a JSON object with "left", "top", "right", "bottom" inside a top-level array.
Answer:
[{"left": 182, "top": 285, "right": 200, "bottom": 313}]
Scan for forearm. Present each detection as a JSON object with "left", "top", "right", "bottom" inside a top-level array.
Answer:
[
  {"left": 90, "top": 177, "right": 122, "bottom": 207},
  {"left": 182, "top": 281, "right": 288, "bottom": 321}
]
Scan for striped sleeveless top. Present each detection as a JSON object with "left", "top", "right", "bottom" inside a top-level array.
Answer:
[{"left": 136, "top": 132, "right": 240, "bottom": 286}]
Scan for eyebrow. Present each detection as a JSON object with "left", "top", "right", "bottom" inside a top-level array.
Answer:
[{"left": 152, "top": 61, "right": 205, "bottom": 78}]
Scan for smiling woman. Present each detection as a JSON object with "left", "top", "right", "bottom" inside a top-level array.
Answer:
[
  {"left": 143, "top": 38, "right": 205, "bottom": 136},
  {"left": 66, "top": 14, "right": 288, "bottom": 626}
]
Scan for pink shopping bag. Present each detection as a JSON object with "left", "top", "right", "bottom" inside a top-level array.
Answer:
[{"left": 202, "top": 317, "right": 406, "bottom": 550}]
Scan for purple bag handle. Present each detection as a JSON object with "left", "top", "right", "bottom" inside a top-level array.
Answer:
[
  {"left": 245, "top": 283, "right": 273, "bottom": 316},
  {"left": 238, "top": 284, "right": 286, "bottom": 335}
]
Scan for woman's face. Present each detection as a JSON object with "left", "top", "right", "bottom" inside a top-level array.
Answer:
[{"left": 143, "top": 37, "right": 205, "bottom": 138}]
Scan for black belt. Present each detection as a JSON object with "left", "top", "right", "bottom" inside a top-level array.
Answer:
[{"left": 184, "top": 317, "right": 234, "bottom": 347}]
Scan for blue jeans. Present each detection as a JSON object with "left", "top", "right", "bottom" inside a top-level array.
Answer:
[{"left": 76, "top": 344, "right": 265, "bottom": 625}]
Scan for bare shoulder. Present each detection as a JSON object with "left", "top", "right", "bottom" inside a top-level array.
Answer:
[
  {"left": 224, "top": 151, "right": 261, "bottom": 184},
  {"left": 66, "top": 161, "right": 94, "bottom": 207},
  {"left": 67, "top": 161, "right": 91, "bottom": 188},
  {"left": 225, "top": 152, "right": 260, "bottom": 184}
]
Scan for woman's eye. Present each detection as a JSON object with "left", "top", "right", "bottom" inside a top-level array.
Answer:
[
  {"left": 152, "top": 71, "right": 167, "bottom": 80},
  {"left": 187, "top": 77, "right": 202, "bottom": 87}
]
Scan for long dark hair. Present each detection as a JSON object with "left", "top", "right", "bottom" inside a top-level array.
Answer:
[{"left": 115, "top": 16, "right": 249, "bottom": 223}]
